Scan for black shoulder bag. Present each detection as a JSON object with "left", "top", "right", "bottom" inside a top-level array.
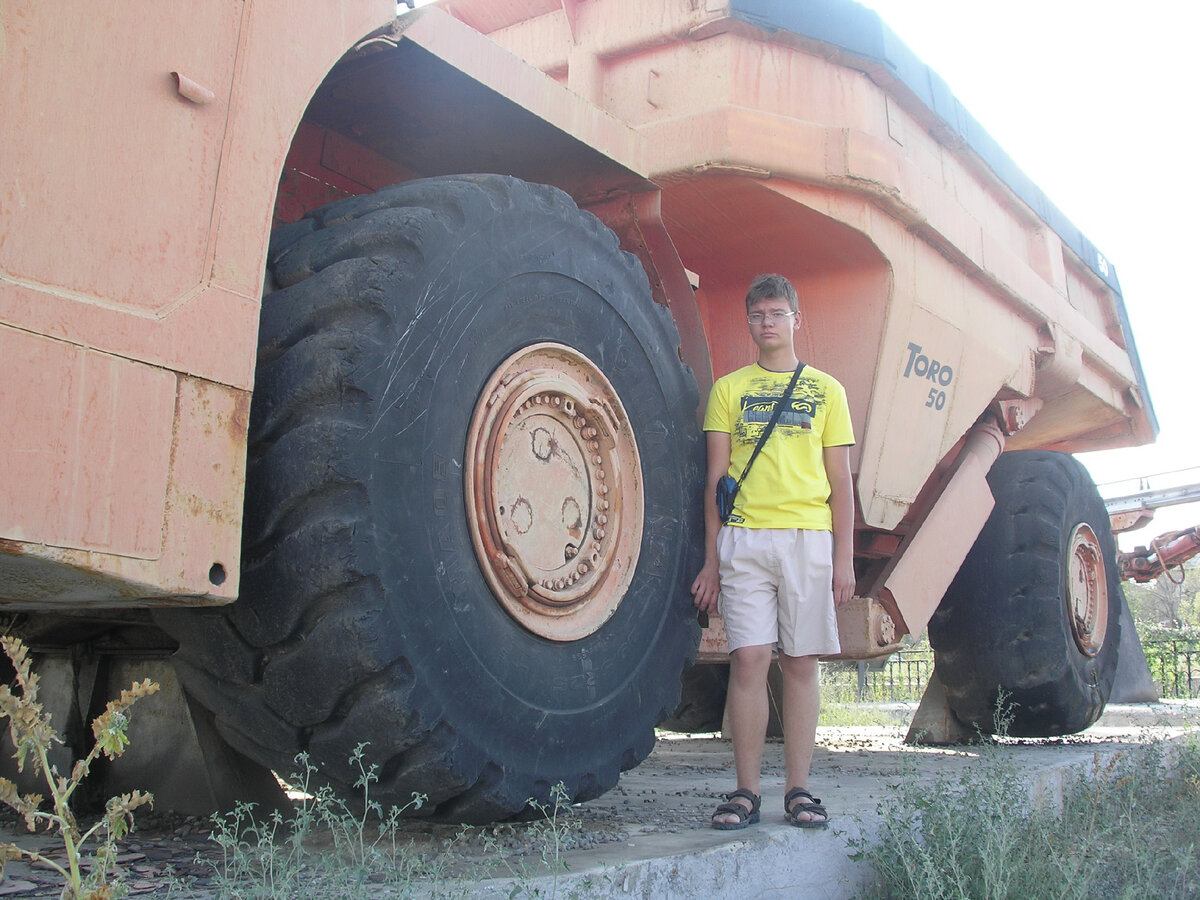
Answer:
[{"left": 715, "top": 363, "right": 804, "bottom": 524}]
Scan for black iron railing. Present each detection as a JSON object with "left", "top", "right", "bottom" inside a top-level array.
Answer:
[
  {"left": 821, "top": 650, "right": 934, "bottom": 703},
  {"left": 821, "top": 640, "right": 1200, "bottom": 702}
]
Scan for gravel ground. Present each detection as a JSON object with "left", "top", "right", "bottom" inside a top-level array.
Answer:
[{"left": 0, "top": 702, "right": 1195, "bottom": 898}]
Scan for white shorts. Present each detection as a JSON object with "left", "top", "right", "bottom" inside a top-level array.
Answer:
[{"left": 716, "top": 527, "right": 841, "bottom": 657}]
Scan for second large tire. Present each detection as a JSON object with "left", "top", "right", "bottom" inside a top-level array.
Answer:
[
  {"left": 928, "top": 450, "right": 1122, "bottom": 736},
  {"left": 157, "top": 174, "right": 703, "bottom": 822}
]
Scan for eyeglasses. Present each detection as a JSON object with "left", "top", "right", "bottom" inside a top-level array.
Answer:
[{"left": 746, "top": 311, "right": 796, "bottom": 326}]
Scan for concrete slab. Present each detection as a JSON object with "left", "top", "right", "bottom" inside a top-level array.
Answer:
[{"left": 454, "top": 702, "right": 1200, "bottom": 899}]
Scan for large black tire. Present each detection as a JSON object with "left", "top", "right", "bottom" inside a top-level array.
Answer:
[
  {"left": 156, "top": 175, "right": 703, "bottom": 822},
  {"left": 928, "top": 450, "right": 1122, "bottom": 736}
]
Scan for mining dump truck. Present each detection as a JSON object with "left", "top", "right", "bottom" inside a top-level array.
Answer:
[{"left": 0, "top": 0, "right": 1155, "bottom": 821}]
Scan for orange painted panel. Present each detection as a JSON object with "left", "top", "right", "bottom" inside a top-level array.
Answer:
[
  {"left": 0, "top": 2, "right": 241, "bottom": 309},
  {"left": 0, "top": 0, "right": 395, "bottom": 604},
  {"left": 0, "top": 328, "right": 77, "bottom": 545},
  {"left": 0, "top": 326, "right": 173, "bottom": 559},
  {"left": 156, "top": 377, "right": 248, "bottom": 597}
]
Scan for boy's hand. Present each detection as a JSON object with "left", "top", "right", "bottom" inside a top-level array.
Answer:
[
  {"left": 833, "top": 557, "right": 855, "bottom": 606},
  {"left": 690, "top": 560, "right": 721, "bottom": 614}
]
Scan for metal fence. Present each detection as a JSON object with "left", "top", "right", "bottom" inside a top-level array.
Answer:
[
  {"left": 821, "top": 640, "right": 1200, "bottom": 702},
  {"left": 821, "top": 649, "right": 934, "bottom": 703}
]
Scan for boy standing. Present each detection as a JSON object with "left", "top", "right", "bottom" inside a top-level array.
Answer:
[{"left": 691, "top": 274, "right": 855, "bottom": 829}]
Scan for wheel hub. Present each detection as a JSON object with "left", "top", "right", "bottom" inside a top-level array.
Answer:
[
  {"left": 1066, "top": 523, "right": 1109, "bottom": 657},
  {"left": 465, "top": 343, "right": 643, "bottom": 641}
]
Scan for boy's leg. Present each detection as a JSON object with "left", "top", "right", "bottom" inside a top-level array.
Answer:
[
  {"left": 779, "top": 652, "right": 821, "bottom": 800},
  {"left": 712, "top": 642, "right": 773, "bottom": 826},
  {"left": 775, "top": 529, "right": 838, "bottom": 826},
  {"left": 729, "top": 644, "right": 773, "bottom": 789},
  {"left": 712, "top": 527, "right": 780, "bottom": 826}
]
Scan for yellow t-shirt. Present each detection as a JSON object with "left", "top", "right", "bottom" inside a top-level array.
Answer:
[{"left": 703, "top": 363, "right": 854, "bottom": 529}]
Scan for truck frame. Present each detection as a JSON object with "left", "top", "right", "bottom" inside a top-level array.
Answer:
[{"left": 1, "top": 0, "right": 1155, "bottom": 821}]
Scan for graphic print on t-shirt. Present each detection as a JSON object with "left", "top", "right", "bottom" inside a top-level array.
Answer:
[
  {"left": 702, "top": 362, "right": 853, "bottom": 529},
  {"left": 735, "top": 374, "right": 827, "bottom": 446}
]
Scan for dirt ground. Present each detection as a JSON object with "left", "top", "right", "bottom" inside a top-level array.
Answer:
[{"left": 0, "top": 702, "right": 1196, "bottom": 898}]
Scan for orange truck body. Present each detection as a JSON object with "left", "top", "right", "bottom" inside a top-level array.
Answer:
[
  {"left": 2, "top": 0, "right": 1151, "bottom": 629},
  {"left": 0, "top": 0, "right": 1156, "bottom": 816}
]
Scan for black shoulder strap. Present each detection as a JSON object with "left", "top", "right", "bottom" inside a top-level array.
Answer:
[{"left": 734, "top": 362, "right": 804, "bottom": 491}]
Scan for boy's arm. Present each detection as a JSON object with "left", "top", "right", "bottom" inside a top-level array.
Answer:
[
  {"left": 690, "top": 430, "right": 731, "bottom": 614},
  {"left": 823, "top": 444, "right": 855, "bottom": 605}
]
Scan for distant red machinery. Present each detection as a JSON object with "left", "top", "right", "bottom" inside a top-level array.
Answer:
[
  {"left": 1116, "top": 527, "right": 1200, "bottom": 583},
  {"left": 1105, "top": 474, "right": 1200, "bottom": 582}
]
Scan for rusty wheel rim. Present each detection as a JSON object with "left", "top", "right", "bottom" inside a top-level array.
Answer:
[
  {"left": 1066, "top": 523, "right": 1108, "bottom": 657},
  {"left": 465, "top": 343, "right": 643, "bottom": 641}
]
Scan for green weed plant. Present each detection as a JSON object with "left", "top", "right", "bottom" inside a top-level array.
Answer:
[
  {"left": 203, "top": 745, "right": 583, "bottom": 899},
  {"left": 205, "top": 743, "right": 434, "bottom": 897},
  {"left": 854, "top": 732, "right": 1200, "bottom": 899},
  {"left": 470, "top": 781, "right": 585, "bottom": 898},
  {"left": 0, "top": 635, "right": 158, "bottom": 900}
]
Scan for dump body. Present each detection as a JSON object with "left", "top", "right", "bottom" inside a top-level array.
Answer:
[{"left": 0, "top": 0, "right": 1157, "bottom": 818}]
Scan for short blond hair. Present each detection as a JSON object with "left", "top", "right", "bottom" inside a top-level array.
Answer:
[{"left": 745, "top": 274, "right": 798, "bottom": 313}]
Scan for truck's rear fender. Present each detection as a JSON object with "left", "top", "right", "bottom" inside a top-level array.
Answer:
[{"left": 275, "top": 9, "right": 710, "bottom": 388}]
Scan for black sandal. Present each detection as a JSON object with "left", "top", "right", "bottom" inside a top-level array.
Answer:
[
  {"left": 784, "top": 786, "right": 829, "bottom": 828},
  {"left": 711, "top": 788, "right": 761, "bottom": 830}
]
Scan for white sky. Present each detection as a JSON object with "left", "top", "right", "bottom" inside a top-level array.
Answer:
[{"left": 410, "top": 0, "right": 1200, "bottom": 548}]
